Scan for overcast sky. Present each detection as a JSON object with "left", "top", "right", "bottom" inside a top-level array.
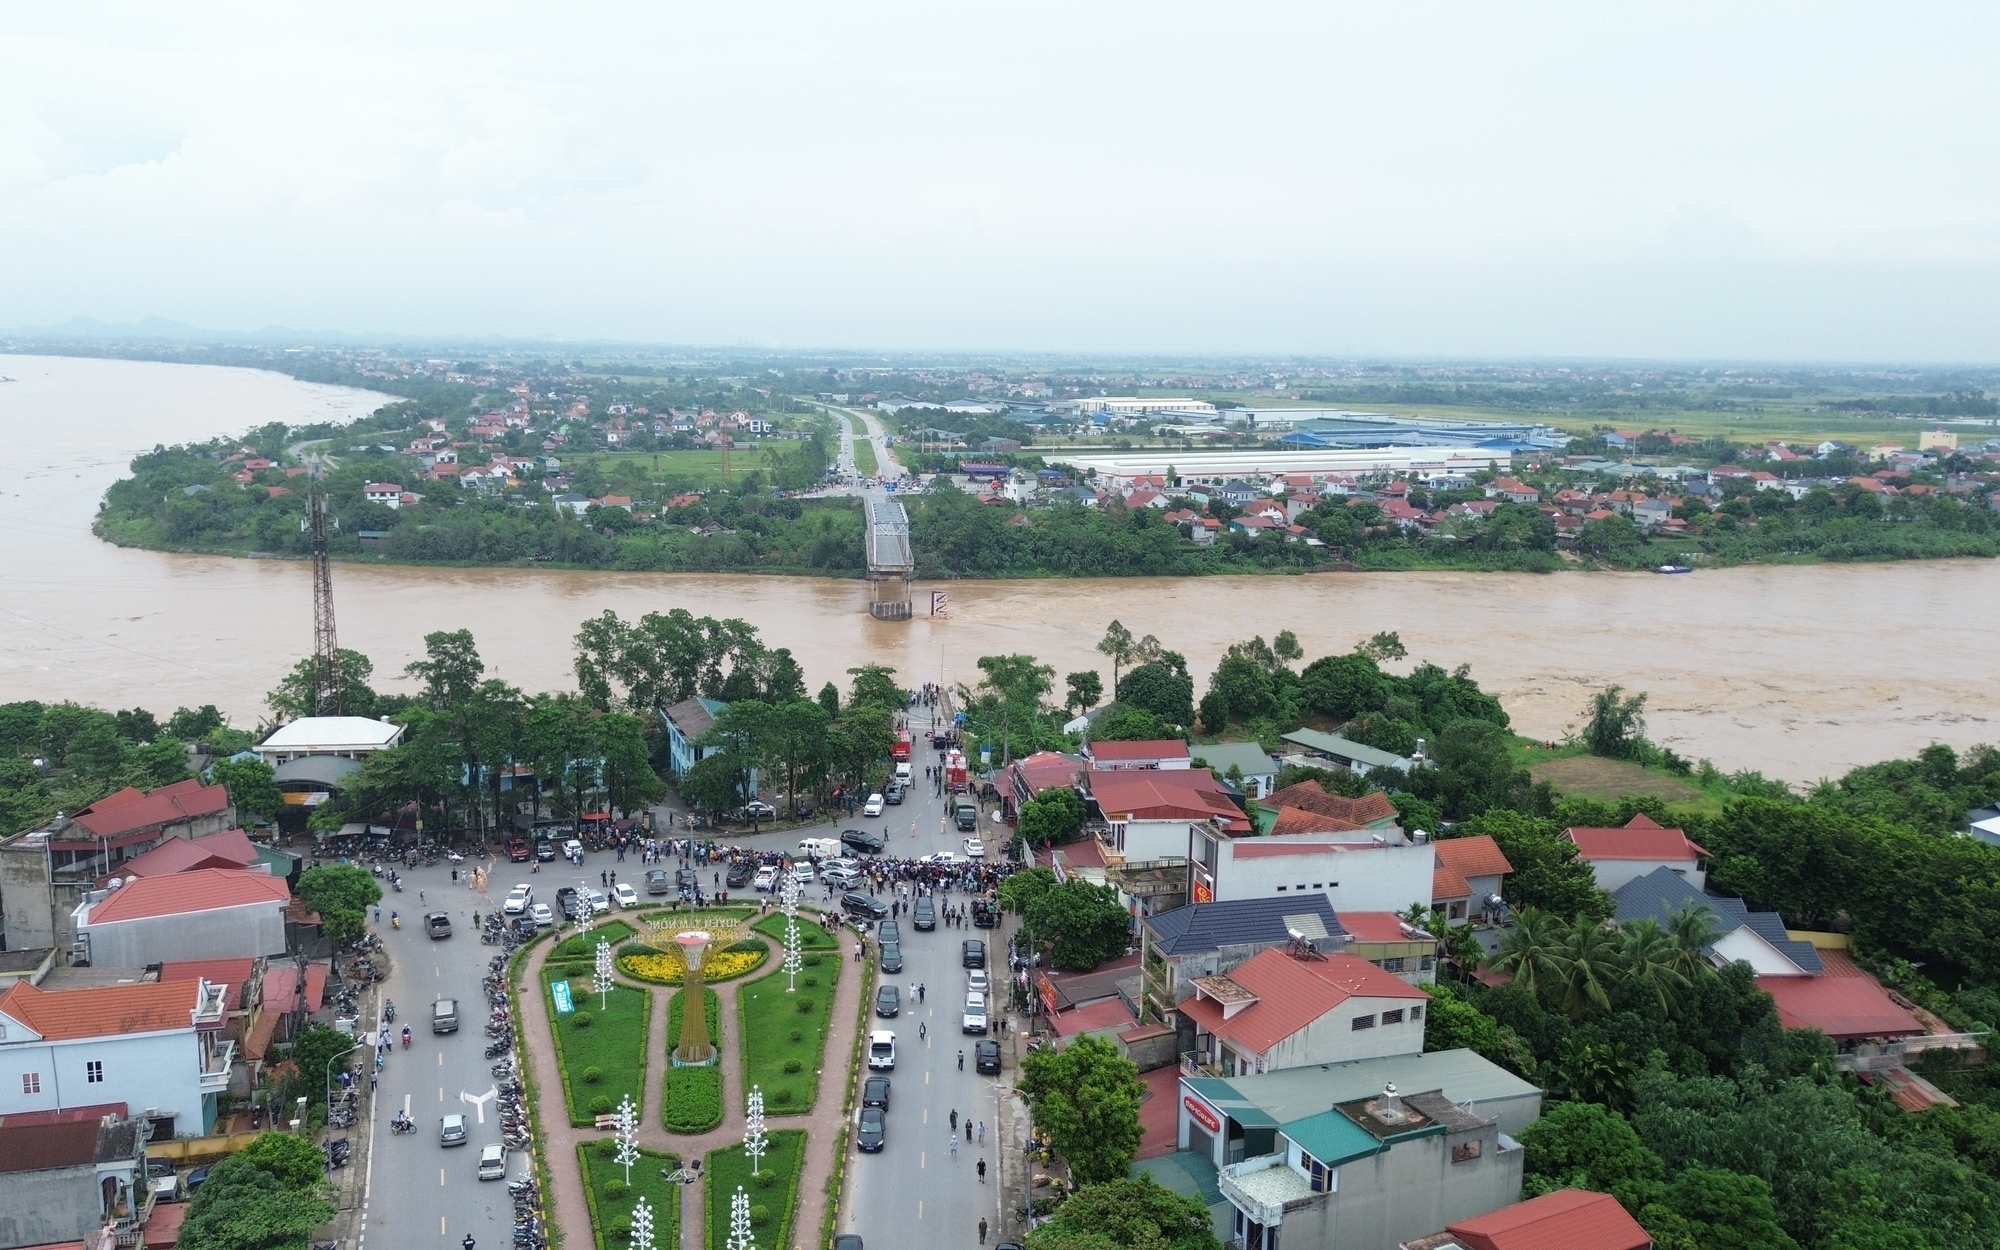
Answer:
[{"left": 3, "top": 4, "right": 1997, "bottom": 361}]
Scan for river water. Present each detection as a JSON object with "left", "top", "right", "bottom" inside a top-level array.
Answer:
[{"left": 0, "top": 353, "right": 1991, "bottom": 782}]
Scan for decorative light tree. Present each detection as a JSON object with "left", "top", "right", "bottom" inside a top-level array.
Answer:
[
  {"left": 673, "top": 931, "right": 715, "bottom": 1065},
  {"left": 744, "top": 1085, "right": 768, "bottom": 1177},
  {"left": 727, "top": 1185, "right": 756, "bottom": 1250},
  {"left": 630, "top": 1196, "right": 656, "bottom": 1250},
  {"left": 780, "top": 875, "right": 803, "bottom": 993},
  {"left": 594, "top": 937, "right": 615, "bottom": 1010},
  {"left": 613, "top": 1094, "right": 640, "bottom": 1185}
]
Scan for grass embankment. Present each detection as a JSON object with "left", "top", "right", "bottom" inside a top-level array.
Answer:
[
  {"left": 738, "top": 952, "right": 838, "bottom": 1114},
  {"left": 1514, "top": 739, "right": 1728, "bottom": 815},
  {"left": 554, "top": 921, "right": 638, "bottom": 956},
  {"left": 578, "top": 1140, "right": 682, "bottom": 1250},
  {"left": 664, "top": 988, "right": 724, "bottom": 1134},
  {"left": 596, "top": 450, "right": 778, "bottom": 489},
  {"left": 853, "top": 438, "right": 879, "bottom": 477},
  {"left": 541, "top": 967, "right": 652, "bottom": 1126},
  {"left": 705, "top": 1131, "right": 807, "bottom": 1250},
  {"left": 750, "top": 911, "right": 841, "bottom": 951}
]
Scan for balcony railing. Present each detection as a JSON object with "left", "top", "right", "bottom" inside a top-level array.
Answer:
[
  {"left": 1181, "top": 1049, "right": 1219, "bottom": 1078},
  {"left": 198, "top": 1039, "right": 236, "bottom": 1092},
  {"left": 1217, "top": 1154, "right": 1322, "bottom": 1226}
]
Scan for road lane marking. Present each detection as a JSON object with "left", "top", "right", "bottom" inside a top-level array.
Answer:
[
  {"left": 462, "top": 1086, "right": 498, "bottom": 1122},
  {"left": 403, "top": 1094, "right": 411, "bottom": 1116},
  {"left": 920, "top": 1152, "right": 926, "bottom": 1168},
  {"left": 918, "top": 1201, "right": 924, "bottom": 1219},
  {"left": 440, "top": 1168, "right": 446, "bottom": 1186},
  {"left": 922, "top": 1108, "right": 928, "bottom": 1124},
  {"left": 441, "top": 1217, "right": 447, "bottom": 1234},
  {"left": 438, "top": 1052, "right": 443, "bottom": 1066}
]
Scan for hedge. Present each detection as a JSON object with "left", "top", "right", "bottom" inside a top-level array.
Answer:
[{"left": 665, "top": 1065, "right": 724, "bottom": 1134}]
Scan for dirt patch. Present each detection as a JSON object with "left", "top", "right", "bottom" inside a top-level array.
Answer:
[{"left": 1530, "top": 755, "right": 1706, "bottom": 803}]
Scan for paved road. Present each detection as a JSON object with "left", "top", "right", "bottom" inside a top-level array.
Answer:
[
  {"left": 361, "top": 855, "right": 609, "bottom": 1250},
  {"left": 356, "top": 705, "right": 1014, "bottom": 1250}
]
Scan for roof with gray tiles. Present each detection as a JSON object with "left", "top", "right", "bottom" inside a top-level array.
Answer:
[{"left": 1610, "top": 865, "right": 1822, "bottom": 973}]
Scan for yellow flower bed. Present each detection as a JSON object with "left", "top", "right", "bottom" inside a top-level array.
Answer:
[{"left": 618, "top": 940, "right": 768, "bottom": 985}]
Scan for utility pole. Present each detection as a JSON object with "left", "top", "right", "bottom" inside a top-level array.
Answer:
[{"left": 306, "top": 461, "right": 343, "bottom": 716}]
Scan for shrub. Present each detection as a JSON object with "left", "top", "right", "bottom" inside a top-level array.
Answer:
[
  {"left": 590, "top": 1094, "right": 613, "bottom": 1116},
  {"left": 751, "top": 1205, "right": 770, "bottom": 1226},
  {"left": 805, "top": 954, "right": 823, "bottom": 967},
  {"left": 796, "top": 998, "right": 814, "bottom": 1014},
  {"left": 788, "top": 1029, "right": 804, "bottom": 1043},
  {"left": 571, "top": 1010, "right": 594, "bottom": 1029},
  {"left": 802, "top": 976, "right": 818, "bottom": 987},
  {"left": 783, "top": 1059, "right": 802, "bottom": 1074},
  {"left": 756, "top": 1172, "right": 777, "bottom": 1190},
  {"left": 772, "top": 1089, "right": 793, "bottom": 1105},
  {"left": 665, "top": 1065, "right": 724, "bottom": 1133},
  {"left": 608, "top": 1218, "right": 631, "bottom": 1240},
  {"left": 582, "top": 1065, "right": 604, "bottom": 1085},
  {"left": 604, "top": 1179, "right": 629, "bottom": 1200}
]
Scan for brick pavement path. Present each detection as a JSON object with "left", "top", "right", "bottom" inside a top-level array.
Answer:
[{"left": 519, "top": 909, "right": 867, "bottom": 1250}]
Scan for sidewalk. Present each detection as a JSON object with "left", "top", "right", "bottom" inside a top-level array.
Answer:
[{"left": 517, "top": 908, "right": 868, "bottom": 1250}]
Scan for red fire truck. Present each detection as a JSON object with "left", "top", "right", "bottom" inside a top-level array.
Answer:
[{"left": 945, "top": 748, "right": 968, "bottom": 792}]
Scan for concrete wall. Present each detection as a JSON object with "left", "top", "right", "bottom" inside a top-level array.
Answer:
[
  {"left": 0, "top": 1029, "right": 205, "bottom": 1132},
  {"left": 79, "top": 902, "right": 287, "bottom": 967},
  {"left": 1261, "top": 996, "right": 1425, "bottom": 1070},
  {"left": 1290, "top": 1127, "right": 1523, "bottom": 1250},
  {"left": 0, "top": 1162, "right": 101, "bottom": 1250},
  {"left": 1113, "top": 819, "right": 1196, "bottom": 862},
  {"left": 0, "top": 842, "right": 55, "bottom": 951},
  {"left": 1587, "top": 857, "right": 1703, "bottom": 894},
  {"left": 1209, "top": 842, "right": 1433, "bottom": 917}
]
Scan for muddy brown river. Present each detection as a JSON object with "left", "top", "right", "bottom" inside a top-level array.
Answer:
[{"left": 0, "top": 353, "right": 1991, "bottom": 782}]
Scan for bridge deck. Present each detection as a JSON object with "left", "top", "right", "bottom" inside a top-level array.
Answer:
[{"left": 866, "top": 498, "right": 914, "bottom": 574}]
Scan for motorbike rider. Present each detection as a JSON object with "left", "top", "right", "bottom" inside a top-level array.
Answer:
[{"left": 402, "top": 1025, "right": 412, "bottom": 1047}]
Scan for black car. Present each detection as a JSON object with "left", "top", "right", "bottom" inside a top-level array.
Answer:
[
  {"left": 962, "top": 939, "right": 986, "bottom": 968},
  {"left": 975, "top": 1038, "right": 1001, "bottom": 1074},
  {"left": 645, "top": 869, "right": 670, "bottom": 896},
  {"left": 834, "top": 1238, "right": 864, "bottom": 1250},
  {"left": 875, "top": 985, "right": 900, "bottom": 1018},
  {"left": 511, "top": 915, "right": 539, "bottom": 937},
  {"left": 877, "top": 921, "right": 900, "bottom": 945},
  {"left": 862, "top": 1076, "right": 890, "bottom": 1110},
  {"left": 840, "top": 828, "right": 886, "bottom": 855},
  {"left": 879, "top": 942, "right": 903, "bottom": 974},
  {"left": 884, "top": 784, "right": 904, "bottom": 806},
  {"left": 912, "top": 898, "right": 936, "bottom": 931},
  {"left": 724, "top": 862, "right": 754, "bottom": 889},
  {"left": 843, "top": 892, "right": 889, "bottom": 921},
  {"left": 535, "top": 841, "right": 557, "bottom": 862},
  {"left": 857, "top": 1106, "right": 886, "bottom": 1153},
  {"left": 555, "top": 887, "right": 583, "bottom": 920}
]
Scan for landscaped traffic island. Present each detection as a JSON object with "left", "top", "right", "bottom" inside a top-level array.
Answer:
[{"left": 705, "top": 1131, "right": 807, "bottom": 1250}]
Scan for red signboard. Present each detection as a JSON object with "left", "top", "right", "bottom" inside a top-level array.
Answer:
[
  {"left": 1036, "top": 972, "right": 1060, "bottom": 1016},
  {"left": 1192, "top": 878, "right": 1214, "bottom": 904},
  {"left": 1184, "top": 1096, "right": 1221, "bottom": 1134}
]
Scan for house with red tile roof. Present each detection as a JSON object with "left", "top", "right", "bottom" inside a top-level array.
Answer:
[
  {"left": 1084, "top": 740, "right": 1192, "bottom": 771},
  {"left": 1088, "top": 768, "right": 1249, "bottom": 861},
  {"left": 72, "top": 869, "right": 291, "bottom": 967},
  {"left": 1431, "top": 836, "right": 1513, "bottom": 925},
  {"left": 1337, "top": 911, "right": 1440, "bottom": 986},
  {"left": 1179, "top": 947, "right": 1430, "bottom": 1074},
  {"left": 0, "top": 976, "right": 230, "bottom": 1134},
  {"left": 1189, "top": 827, "right": 1437, "bottom": 918},
  {"left": 68, "top": 780, "right": 235, "bottom": 850},
  {"left": 1483, "top": 477, "right": 1540, "bottom": 504},
  {"left": 0, "top": 1103, "right": 154, "bottom": 1247},
  {"left": 117, "top": 829, "right": 262, "bottom": 880},
  {"left": 1265, "top": 783, "right": 1400, "bottom": 829},
  {"left": 1002, "top": 750, "right": 1086, "bottom": 817},
  {"left": 1401, "top": 1188, "right": 1652, "bottom": 1250},
  {"left": 1565, "top": 813, "right": 1706, "bottom": 892}
]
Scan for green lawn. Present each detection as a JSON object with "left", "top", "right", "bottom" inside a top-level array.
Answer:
[
  {"left": 750, "top": 912, "right": 841, "bottom": 950},
  {"left": 664, "top": 988, "right": 724, "bottom": 1134},
  {"left": 554, "top": 920, "right": 637, "bottom": 959},
  {"left": 542, "top": 968, "right": 652, "bottom": 1126},
  {"left": 853, "top": 439, "right": 879, "bottom": 477},
  {"left": 578, "top": 1140, "right": 682, "bottom": 1250},
  {"left": 598, "top": 449, "right": 780, "bottom": 489},
  {"left": 738, "top": 952, "right": 838, "bottom": 1114},
  {"left": 705, "top": 1131, "right": 807, "bottom": 1250}
]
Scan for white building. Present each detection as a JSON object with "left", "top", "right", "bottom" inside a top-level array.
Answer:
[
  {"left": 1190, "top": 828, "right": 1435, "bottom": 917},
  {"left": 1074, "top": 397, "right": 1220, "bottom": 420},
  {"left": 0, "top": 976, "right": 231, "bottom": 1136},
  {"left": 1054, "top": 447, "right": 1503, "bottom": 491},
  {"left": 1178, "top": 948, "right": 1429, "bottom": 1077}
]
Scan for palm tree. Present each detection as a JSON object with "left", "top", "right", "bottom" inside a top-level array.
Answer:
[
  {"left": 1664, "top": 900, "right": 1721, "bottom": 983},
  {"left": 1553, "top": 919, "right": 1624, "bottom": 1019},
  {"left": 1490, "top": 908, "right": 1571, "bottom": 1005},
  {"left": 1616, "top": 918, "right": 1691, "bottom": 1014}
]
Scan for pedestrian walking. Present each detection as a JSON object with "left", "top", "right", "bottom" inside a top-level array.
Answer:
[
  {"left": 918, "top": 982, "right": 926, "bottom": 1003},
  {"left": 949, "top": 1109, "right": 958, "bottom": 1132},
  {"left": 949, "top": 1133, "right": 958, "bottom": 1159},
  {"left": 978, "top": 1218, "right": 988, "bottom": 1244},
  {"left": 977, "top": 1157, "right": 987, "bottom": 1183},
  {"left": 958, "top": 1049, "right": 965, "bottom": 1071},
  {"left": 965, "top": 1122, "right": 972, "bottom": 1143},
  {"left": 977, "top": 1121, "right": 985, "bottom": 1144}
]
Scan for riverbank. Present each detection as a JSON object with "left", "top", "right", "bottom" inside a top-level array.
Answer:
[{"left": 3, "top": 353, "right": 1996, "bottom": 784}]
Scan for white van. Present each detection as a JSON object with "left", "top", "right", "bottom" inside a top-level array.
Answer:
[
  {"left": 894, "top": 761, "right": 912, "bottom": 784},
  {"left": 478, "top": 1143, "right": 508, "bottom": 1181},
  {"left": 797, "top": 838, "right": 841, "bottom": 861}
]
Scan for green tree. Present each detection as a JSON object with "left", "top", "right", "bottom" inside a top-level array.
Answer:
[
  {"left": 1456, "top": 809, "right": 1608, "bottom": 919},
  {"left": 1584, "top": 685, "right": 1649, "bottom": 760},
  {"left": 1018, "top": 1034, "right": 1145, "bottom": 1185},
  {"left": 236, "top": 1128, "right": 331, "bottom": 1189},
  {"left": 817, "top": 682, "right": 841, "bottom": 718},
  {"left": 1065, "top": 670, "right": 1104, "bottom": 716},
  {"left": 847, "top": 664, "right": 905, "bottom": 712},
  {"left": 178, "top": 1152, "right": 333, "bottom": 1250},
  {"left": 1652, "top": 1167, "right": 1799, "bottom": 1250},
  {"left": 291, "top": 1023, "right": 361, "bottom": 1106},
  {"left": 1000, "top": 866, "right": 1058, "bottom": 916},
  {"left": 1518, "top": 1099, "right": 1665, "bottom": 1213},
  {"left": 405, "top": 629, "right": 485, "bottom": 710},
  {"left": 1089, "top": 705, "right": 1169, "bottom": 742},
  {"left": 1490, "top": 908, "right": 1571, "bottom": 1006},
  {"left": 297, "top": 864, "right": 381, "bottom": 942},
  {"left": 1359, "top": 630, "right": 1408, "bottom": 662},
  {"left": 1298, "top": 652, "right": 1386, "bottom": 720},
  {"left": 166, "top": 704, "right": 227, "bottom": 741},
  {"left": 1018, "top": 788, "right": 1087, "bottom": 847},
  {"left": 1026, "top": 1175, "right": 1221, "bottom": 1250},
  {"left": 267, "top": 648, "right": 381, "bottom": 720},
  {"left": 209, "top": 756, "right": 285, "bottom": 822},
  {"left": 1117, "top": 660, "right": 1195, "bottom": 728},
  {"left": 596, "top": 711, "right": 667, "bottom": 817},
  {"left": 1025, "top": 879, "right": 1131, "bottom": 971},
  {"left": 125, "top": 736, "right": 191, "bottom": 788},
  {"left": 1097, "top": 620, "right": 1137, "bottom": 696}
]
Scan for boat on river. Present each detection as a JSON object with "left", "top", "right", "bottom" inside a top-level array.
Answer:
[{"left": 1658, "top": 564, "right": 1694, "bottom": 575}]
